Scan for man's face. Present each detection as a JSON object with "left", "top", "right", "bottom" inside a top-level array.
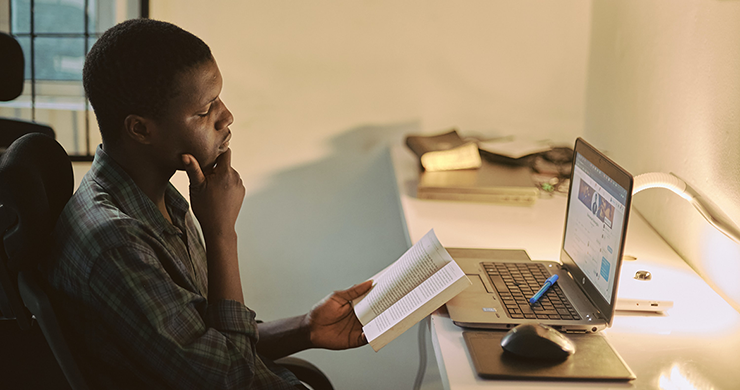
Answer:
[{"left": 150, "top": 59, "right": 233, "bottom": 173}]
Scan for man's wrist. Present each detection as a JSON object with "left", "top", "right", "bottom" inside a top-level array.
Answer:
[
  {"left": 256, "top": 314, "right": 314, "bottom": 360},
  {"left": 299, "top": 313, "right": 314, "bottom": 349},
  {"left": 203, "top": 228, "right": 238, "bottom": 244},
  {"left": 204, "top": 228, "right": 242, "bottom": 303}
]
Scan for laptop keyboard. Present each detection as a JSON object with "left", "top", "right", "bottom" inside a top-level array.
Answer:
[{"left": 482, "top": 262, "right": 582, "bottom": 321}]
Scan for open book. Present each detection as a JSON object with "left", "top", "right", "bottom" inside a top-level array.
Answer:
[{"left": 353, "top": 230, "right": 471, "bottom": 351}]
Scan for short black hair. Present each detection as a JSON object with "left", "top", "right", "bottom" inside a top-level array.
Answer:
[{"left": 83, "top": 18, "right": 213, "bottom": 145}]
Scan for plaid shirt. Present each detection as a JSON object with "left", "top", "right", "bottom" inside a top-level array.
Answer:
[{"left": 44, "top": 146, "right": 301, "bottom": 389}]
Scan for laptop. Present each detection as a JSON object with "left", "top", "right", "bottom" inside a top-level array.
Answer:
[{"left": 446, "top": 137, "right": 633, "bottom": 333}]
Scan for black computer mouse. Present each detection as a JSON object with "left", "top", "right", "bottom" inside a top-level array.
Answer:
[{"left": 500, "top": 323, "right": 576, "bottom": 361}]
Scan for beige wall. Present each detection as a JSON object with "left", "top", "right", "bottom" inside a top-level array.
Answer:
[
  {"left": 0, "top": 0, "right": 8, "bottom": 32},
  {"left": 155, "top": 0, "right": 591, "bottom": 192},
  {"left": 152, "top": 1, "right": 592, "bottom": 389},
  {"left": 585, "top": 0, "right": 740, "bottom": 311}
]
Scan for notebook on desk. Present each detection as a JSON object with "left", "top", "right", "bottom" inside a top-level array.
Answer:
[
  {"left": 446, "top": 137, "right": 634, "bottom": 333},
  {"left": 416, "top": 158, "right": 540, "bottom": 206}
]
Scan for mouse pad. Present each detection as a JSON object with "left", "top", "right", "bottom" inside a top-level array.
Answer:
[{"left": 463, "top": 331, "right": 636, "bottom": 381}]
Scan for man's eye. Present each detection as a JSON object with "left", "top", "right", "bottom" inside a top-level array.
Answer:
[{"left": 198, "top": 98, "right": 220, "bottom": 117}]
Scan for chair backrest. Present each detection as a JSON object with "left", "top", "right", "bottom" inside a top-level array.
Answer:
[
  {"left": 0, "top": 32, "right": 55, "bottom": 152},
  {"left": 0, "top": 132, "right": 71, "bottom": 326},
  {"left": 0, "top": 32, "right": 24, "bottom": 102},
  {"left": 0, "top": 133, "right": 89, "bottom": 390}
]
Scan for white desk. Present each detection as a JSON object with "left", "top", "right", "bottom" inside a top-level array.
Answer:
[{"left": 391, "top": 145, "right": 740, "bottom": 390}]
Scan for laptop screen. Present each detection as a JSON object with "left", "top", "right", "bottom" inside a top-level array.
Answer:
[
  {"left": 560, "top": 138, "right": 633, "bottom": 323},
  {"left": 564, "top": 153, "right": 629, "bottom": 303}
]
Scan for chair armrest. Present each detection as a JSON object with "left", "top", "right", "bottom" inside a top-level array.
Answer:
[
  {"left": 18, "top": 271, "right": 89, "bottom": 390},
  {"left": 274, "top": 356, "right": 334, "bottom": 390}
]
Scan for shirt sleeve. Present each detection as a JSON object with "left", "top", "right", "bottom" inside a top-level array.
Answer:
[{"left": 87, "top": 243, "right": 301, "bottom": 390}]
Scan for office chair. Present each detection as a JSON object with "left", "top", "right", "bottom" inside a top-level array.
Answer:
[
  {"left": 0, "top": 133, "right": 86, "bottom": 389},
  {"left": 0, "top": 32, "right": 54, "bottom": 153}
]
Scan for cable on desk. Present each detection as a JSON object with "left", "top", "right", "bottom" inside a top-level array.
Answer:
[{"left": 413, "top": 316, "right": 431, "bottom": 390}]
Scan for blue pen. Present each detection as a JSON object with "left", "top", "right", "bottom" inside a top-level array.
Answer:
[{"left": 529, "top": 274, "right": 559, "bottom": 304}]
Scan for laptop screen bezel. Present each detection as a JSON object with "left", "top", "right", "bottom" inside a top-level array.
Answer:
[{"left": 559, "top": 137, "right": 633, "bottom": 327}]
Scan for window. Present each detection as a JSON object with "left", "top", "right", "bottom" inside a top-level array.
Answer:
[{"left": 0, "top": 0, "right": 148, "bottom": 160}]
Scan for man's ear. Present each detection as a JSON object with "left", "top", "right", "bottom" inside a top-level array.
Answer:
[{"left": 123, "top": 114, "right": 155, "bottom": 145}]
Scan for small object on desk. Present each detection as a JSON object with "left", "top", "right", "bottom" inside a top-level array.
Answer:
[
  {"left": 500, "top": 323, "right": 575, "bottom": 361},
  {"left": 420, "top": 142, "right": 481, "bottom": 172},
  {"left": 405, "top": 129, "right": 482, "bottom": 171},
  {"left": 615, "top": 264, "right": 674, "bottom": 312},
  {"left": 478, "top": 137, "right": 561, "bottom": 168},
  {"left": 478, "top": 137, "right": 554, "bottom": 160},
  {"left": 634, "top": 270, "right": 652, "bottom": 280},
  {"left": 405, "top": 129, "right": 465, "bottom": 158},
  {"left": 529, "top": 274, "right": 559, "bottom": 304}
]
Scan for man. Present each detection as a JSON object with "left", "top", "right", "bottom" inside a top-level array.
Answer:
[{"left": 44, "top": 18, "right": 372, "bottom": 389}]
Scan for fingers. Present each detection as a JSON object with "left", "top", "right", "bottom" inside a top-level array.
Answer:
[
  {"left": 353, "top": 331, "right": 368, "bottom": 347},
  {"left": 181, "top": 154, "right": 206, "bottom": 187},
  {"left": 214, "top": 148, "right": 232, "bottom": 171},
  {"left": 216, "top": 149, "right": 244, "bottom": 190},
  {"left": 336, "top": 280, "right": 374, "bottom": 301}
]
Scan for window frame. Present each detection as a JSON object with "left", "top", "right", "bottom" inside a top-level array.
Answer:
[{"left": 4, "top": 0, "right": 149, "bottom": 161}]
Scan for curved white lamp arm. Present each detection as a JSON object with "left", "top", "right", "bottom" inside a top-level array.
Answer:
[{"left": 633, "top": 172, "right": 740, "bottom": 244}]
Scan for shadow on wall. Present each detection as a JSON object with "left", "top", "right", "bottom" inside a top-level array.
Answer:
[
  {"left": 235, "top": 121, "right": 419, "bottom": 320},
  {"left": 234, "top": 121, "right": 430, "bottom": 390}
]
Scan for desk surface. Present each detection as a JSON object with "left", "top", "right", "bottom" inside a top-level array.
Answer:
[{"left": 391, "top": 145, "right": 740, "bottom": 390}]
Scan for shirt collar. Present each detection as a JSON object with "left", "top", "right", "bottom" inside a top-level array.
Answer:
[{"left": 88, "top": 145, "right": 190, "bottom": 235}]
